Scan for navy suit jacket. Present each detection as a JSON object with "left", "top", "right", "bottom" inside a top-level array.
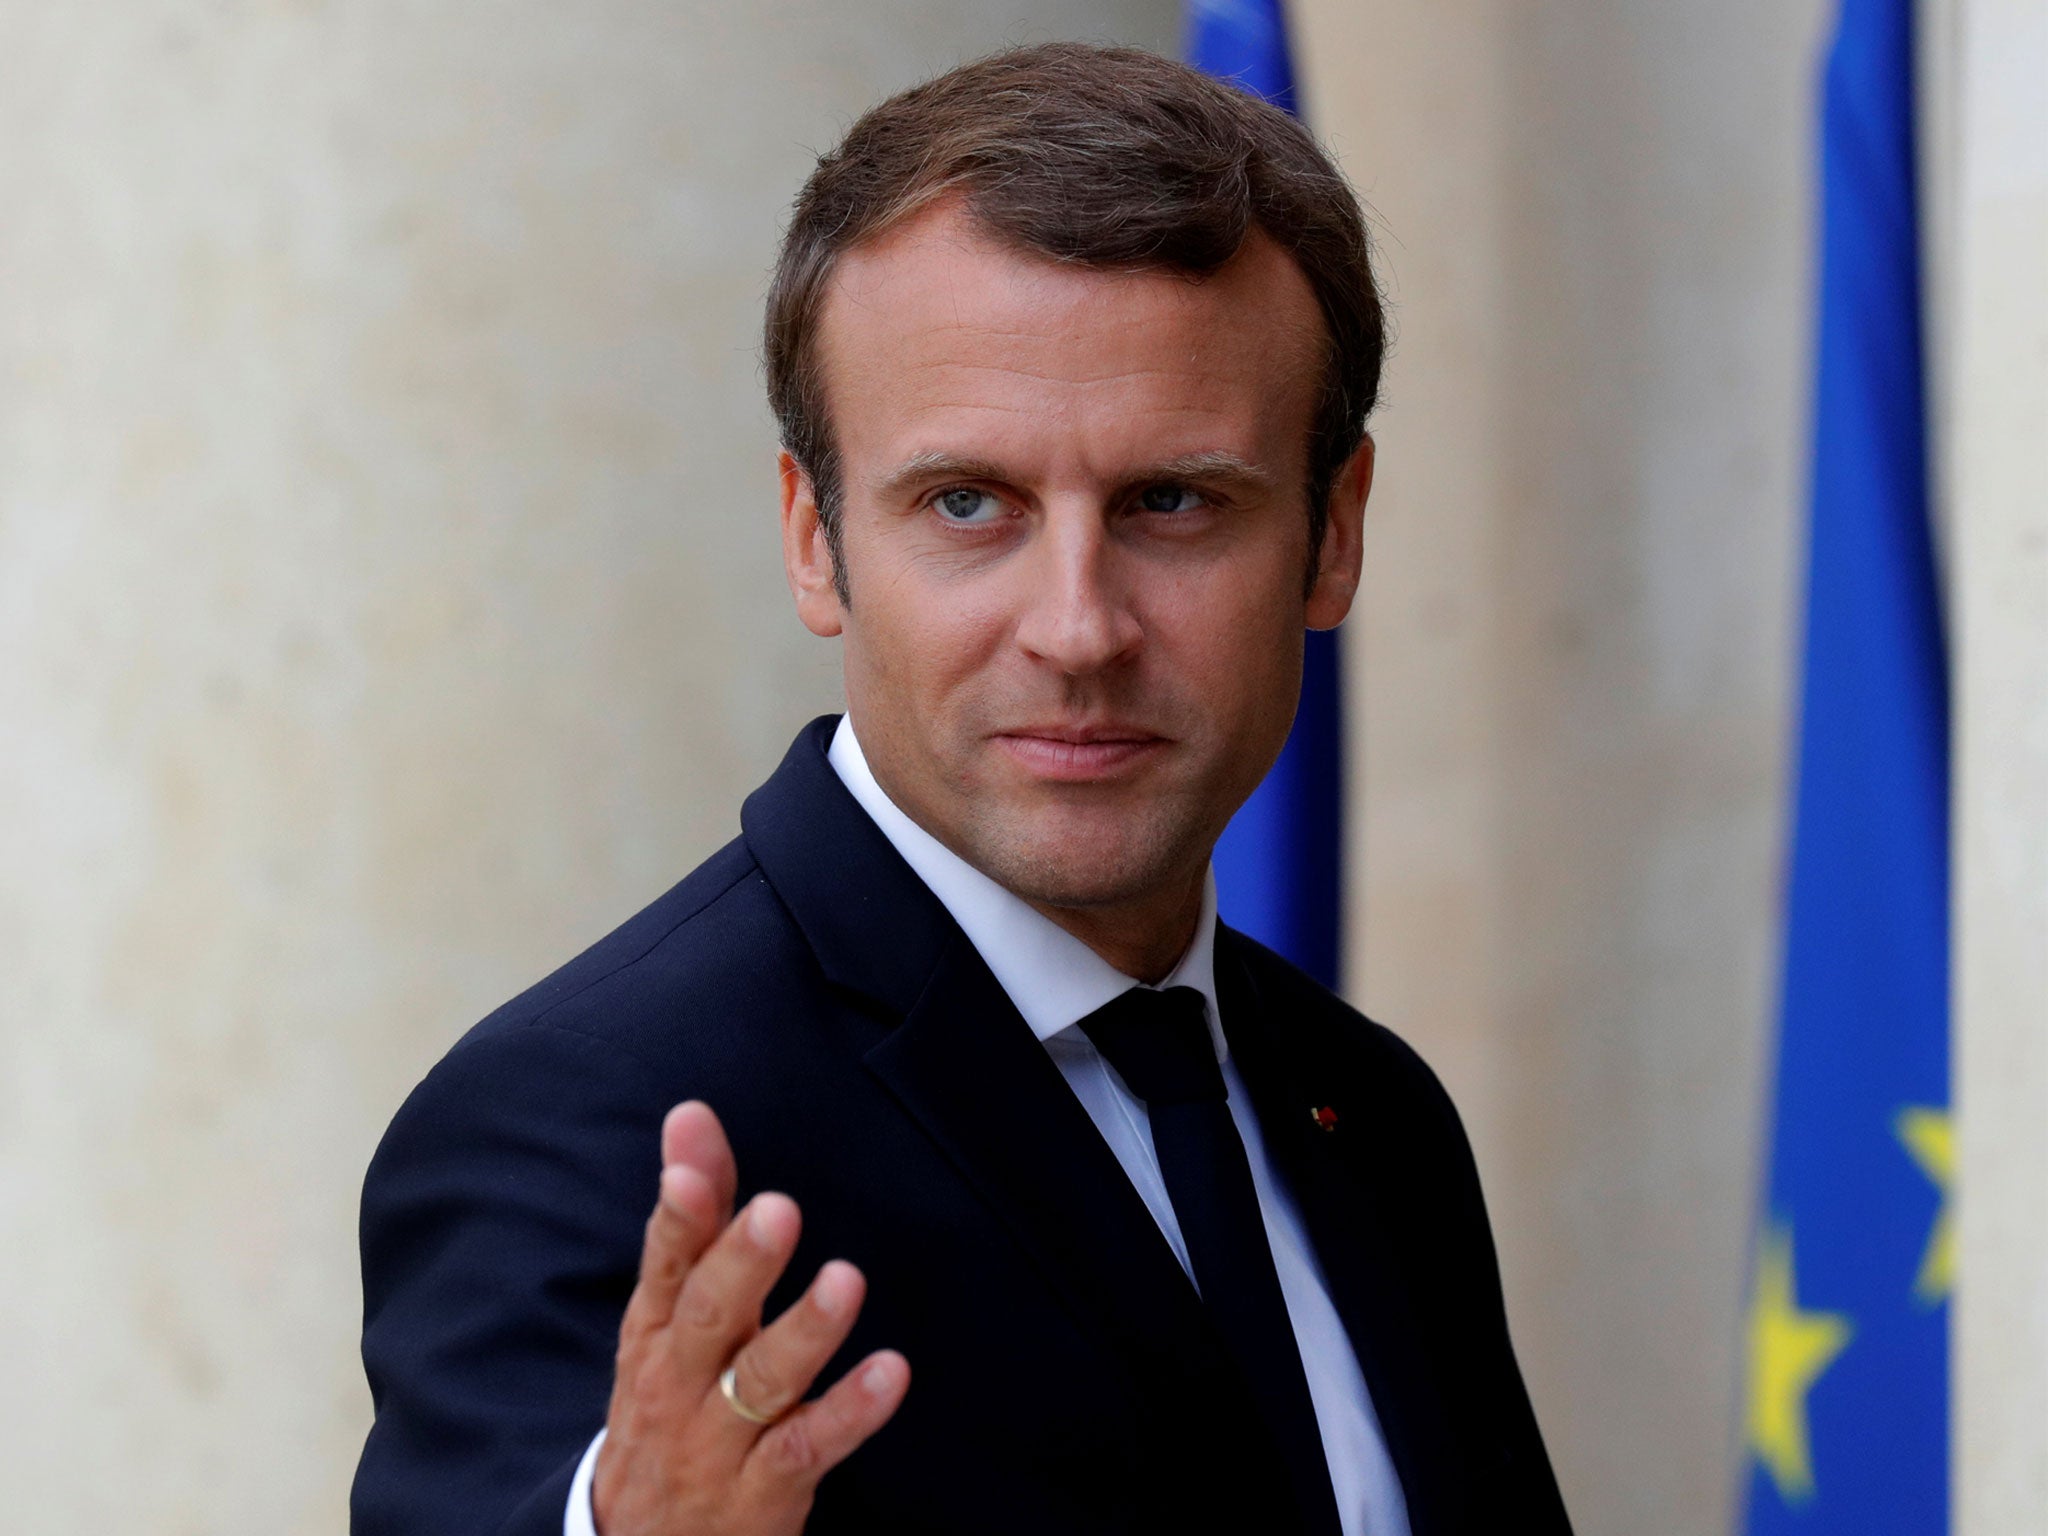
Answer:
[{"left": 353, "top": 717, "right": 1571, "bottom": 1535}]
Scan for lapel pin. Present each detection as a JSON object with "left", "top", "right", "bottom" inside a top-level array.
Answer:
[{"left": 1310, "top": 1105, "right": 1340, "bottom": 1133}]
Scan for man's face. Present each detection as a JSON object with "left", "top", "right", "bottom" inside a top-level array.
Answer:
[{"left": 781, "top": 201, "right": 1369, "bottom": 919}]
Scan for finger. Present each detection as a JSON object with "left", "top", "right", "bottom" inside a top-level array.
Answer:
[
  {"left": 668, "top": 1190, "right": 803, "bottom": 1382},
  {"left": 719, "top": 1260, "right": 867, "bottom": 1430},
  {"left": 661, "top": 1100, "right": 738, "bottom": 1220},
  {"left": 617, "top": 1161, "right": 721, "bottom": 1353},
  {"left": 743, "top": 1350, "right": 910, "bottom": 1496},
  {"left": 621, "top": 1100, "right": 736, "bottom": 1350}
]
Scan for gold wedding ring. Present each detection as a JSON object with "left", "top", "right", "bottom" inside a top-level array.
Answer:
[{"left": 717, "top": 1364, "right": 783, "bottom": 1427}]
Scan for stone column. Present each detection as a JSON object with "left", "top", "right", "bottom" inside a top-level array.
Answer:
[
  {"left": 0, "top": 4, "right": 1174, "bottom": 1529},
  {"left": 1944, "top": 3, "right": 2048, "bottom": 1529},
  {"left": 1290, "top": 3, "right": 1829, "bottom": 1531}
]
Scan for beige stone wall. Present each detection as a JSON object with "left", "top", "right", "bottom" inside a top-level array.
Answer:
[
  {"left": 1945, "top": 4, "right": 2048, "bottom": 1530},
  {"left": 19, "top": 5, "right": 2024, "bottom": 1533},
  {"left": 1291, "top": 3, "right": 1830, "bottom": 1532},
  {"left": 0, "top": 3, "right": 1176, "bottom": 1529}
]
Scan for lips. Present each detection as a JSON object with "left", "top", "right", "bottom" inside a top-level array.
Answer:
[{"left": 992, "top": 725, "right": 1168, "bottom": 781}]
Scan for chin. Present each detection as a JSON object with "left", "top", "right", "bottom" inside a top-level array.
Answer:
[{"left": 960, "top": 807, "right": 1202, "bottom": 911}]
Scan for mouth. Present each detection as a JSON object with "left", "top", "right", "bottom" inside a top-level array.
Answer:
[{"left": 991, "top": 724, "right": 1170, "bottom": 782}]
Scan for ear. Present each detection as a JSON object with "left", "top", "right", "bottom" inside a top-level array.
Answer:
[
  {"left": 780, "top": 450, "right": 845, "bottom": 638},
  {"left": 1305, "top": 434, "right": 1373, "bottom": 631}
]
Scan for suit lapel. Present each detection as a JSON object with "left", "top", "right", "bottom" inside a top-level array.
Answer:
[
  {"left": 740, "top": 716, "right": 954, "bottom": 1021},
  {"left": 743, "top": 719, "right": 1246, "bottom": 1417},
  {"left": 1215, "top": 931, "right": 1469, "bottom": 1536},
  {"left": 862, "top": 931, "right": 1242, "bottom": 1399}
]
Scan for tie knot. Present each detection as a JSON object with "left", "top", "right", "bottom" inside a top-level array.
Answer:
[{"left": 1077, "top": 985, "right": 1223, "bottom": 1107}]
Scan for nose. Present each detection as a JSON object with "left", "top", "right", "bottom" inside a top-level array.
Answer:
[{"left": 1012, "top": 505, "right": 1143, "bottom": 677}]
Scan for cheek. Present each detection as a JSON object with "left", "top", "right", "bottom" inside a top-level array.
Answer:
[
  {"left": 1146, "top": 552, "right": 1304, "bottom": 706},
  {"left": 1175, "top": 615, "right": 1301, "bottom": 745},
  {"left": 845, "top": 554, "right": 1013, "bottom": 706}
]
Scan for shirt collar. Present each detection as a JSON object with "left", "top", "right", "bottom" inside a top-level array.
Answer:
[{"left": 826, "top": 715, "right": 1225, "bottom": 1061}]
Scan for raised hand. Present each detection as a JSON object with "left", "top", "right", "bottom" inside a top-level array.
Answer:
[{"left": 592, "top": 1101, "right": 910, "bottom": 1535}]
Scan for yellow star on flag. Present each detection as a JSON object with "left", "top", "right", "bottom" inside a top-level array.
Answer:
[
  {"left": 1745, "top": 1221, "right": 1853, "bottom": 1504},
  {"left": 1894, "top": 1106, "right": 1953, "bottom": 1304}
]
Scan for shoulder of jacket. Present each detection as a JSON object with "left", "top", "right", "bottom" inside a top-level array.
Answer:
[
  {"left": 440, "top": 835, "right": 810, "bottom": 1067},
  {"left": 1224, "top": 926, "right": 1463, "bottom": 1120}
]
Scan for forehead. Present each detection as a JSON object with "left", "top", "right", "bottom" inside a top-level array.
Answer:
[{"left": 812, "top": 201, "right": 1327, "bottom": 478}]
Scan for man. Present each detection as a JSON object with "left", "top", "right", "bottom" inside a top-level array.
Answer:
[{"left": 353, "top": 41, "right": 1572, "bottom": 1536}]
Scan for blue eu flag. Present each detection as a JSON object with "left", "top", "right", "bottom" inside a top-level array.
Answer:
[
  {"left": 1742, "top": 0, "right": 1950, "bottom": 1530},
  {"left": 1188, "top": 0, "right": 1345, "bottom": 990}
]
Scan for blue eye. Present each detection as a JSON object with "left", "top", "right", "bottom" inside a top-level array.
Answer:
[
  {"left": 1138, "top": 484, "right": 1203, "bottom": 513},
  {"left": 934, "top": 487, "right": 1004, "bottom": 524}
]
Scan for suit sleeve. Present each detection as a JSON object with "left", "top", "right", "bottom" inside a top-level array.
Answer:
[
  {"left": 1380, "top": 1030, "right": 1574, "bottom": 1532},
  {"left": 352, "top": 1021, "right": 670, "bottom": 1536}
]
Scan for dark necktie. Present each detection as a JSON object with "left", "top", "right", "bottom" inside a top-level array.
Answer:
[{"left": 1079, "top": 985, "right": 1343, "bottom": 1535}]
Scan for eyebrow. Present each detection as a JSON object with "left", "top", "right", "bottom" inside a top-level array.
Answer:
[
  {"left": 872, "top": 449, "right": 1277, "bottom": 502},
  {"left": 872, "top": 452, "right": 1014, "bottom": 502},
  {"left": 1142, "top": 451, "right": 1277, "bottom": 494}
]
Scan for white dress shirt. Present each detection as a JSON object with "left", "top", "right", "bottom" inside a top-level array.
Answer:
[{"left": 566, "top": 718, "right": 1410, "bottom": 1536}]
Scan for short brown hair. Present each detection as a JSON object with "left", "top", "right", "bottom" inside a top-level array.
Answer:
[{"left": 763, "top": 41, "right": 1384, "bottom": 597}]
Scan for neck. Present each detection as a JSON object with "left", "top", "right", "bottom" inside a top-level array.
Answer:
[{"left": 1025, "top": 865, "right": 1208, "bottom": 984}]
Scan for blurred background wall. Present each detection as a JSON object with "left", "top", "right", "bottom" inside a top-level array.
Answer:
[
  {"left": 1944, "top": 2, "right": 2048, "bottom": 1530},
  {"left": 1292, "top": 3, "right": 1827, "bottom": 1532},
  {"left": 0, "top": 3, "right": 1183, "bottom": 1528},
  {"left": 0, "top": 2, "right": 2037, "bottom": 1533}
]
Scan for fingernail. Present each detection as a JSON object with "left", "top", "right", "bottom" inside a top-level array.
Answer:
[
  {"left": 814, "top": 1263, "right": 857, "bottom": 1318},
  {"left": 861, "top": 1359, "right": 895, "bottom": 1396},
  {"left": 659, "top": 1165, "right": 695, "bottom": 1211},
  {"left": 746, "top": 1194, "right": 789, "bottom": 1246},
  {"left": 663, "top": 1100, "right": 702, "bottom": 1138}
]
